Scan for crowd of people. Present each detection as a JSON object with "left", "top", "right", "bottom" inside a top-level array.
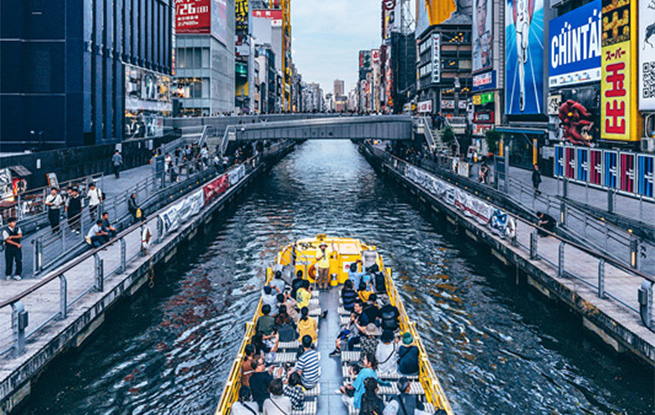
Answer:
[{"left": 231, "top": 260, "right": 445, "bottom": 415}]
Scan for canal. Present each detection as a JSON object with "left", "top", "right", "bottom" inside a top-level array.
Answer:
[{"left": 17, "top": 140, "right": 653, "bottom": 415}]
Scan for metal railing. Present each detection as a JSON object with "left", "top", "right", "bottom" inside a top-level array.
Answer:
[
  {"left": 365, "top": 143, "right": 655, "bottom": 331},
  {"left": 30, "top": 159, "right": 216, "bottom": 277},
  {"left": 0, "top": 153, "right": 267, "bottom": 359},
  {"left": 0, "top": 173, "right": 104, "bottom": 226}
]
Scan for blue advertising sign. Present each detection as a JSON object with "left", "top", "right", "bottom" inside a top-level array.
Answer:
[
  {"left": 638, "top": 154, "right": 654, "bottom": 198},
  {"left": 472, "top": 71, "right": 496, "bottom": 92},
  {"left": 505, "top": 0, "right": 545, "bottom": 115},
  {"left": 548, "top": 0, "right": 602, "bottom": 88},
  {"left": 604, "top": 150, "right": 618, "bottom": 188}
]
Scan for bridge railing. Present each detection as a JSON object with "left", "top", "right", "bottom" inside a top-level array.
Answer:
[
  {"left": 0, "top": 154, "right": 266, "bottom": 360},
  {"left": 364, "top": 143, "right": 655, "bottom": 331}
]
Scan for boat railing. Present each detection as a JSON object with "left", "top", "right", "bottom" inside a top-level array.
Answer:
[{"left": 384, "top": 267, "right": 453, "bottom": 414}]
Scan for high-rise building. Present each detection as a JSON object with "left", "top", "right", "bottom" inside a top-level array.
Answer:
[
  {"left": 334, "top": 80, "right": 344, "bottom": 97},
  {"left": 1, "top": 0, "right": 174, "bottom": 151},
  {"left": 174, "top": 0, "right": 236, "bottom": 117}
]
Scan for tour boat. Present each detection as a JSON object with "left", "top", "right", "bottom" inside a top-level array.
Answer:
[{"left": 215, "top": 235, "right": 453, "bottom": 415}]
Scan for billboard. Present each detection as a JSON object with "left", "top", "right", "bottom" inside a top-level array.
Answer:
[
  {"left": 557, "top": 84, "right": 600, "bottom": 146},
  {"left": 415, "top": 0, "right": 430, "bottom": 38},
  {"left": 382, "top": 0, "right": 400, "bottom": 43},
  {"left": 639, "top": 0, "right": 655, "bottom": 110},
  {"left": 472, "top": 0, "right": 493, "bottom": 72},
  {"left": 212, "top": 0, "right": 228, "bottom": 44},
  {"left": 548, "top": 0, "right": 601, "bottom": 87},
  {"left": 176, "top": 0, "right": 211, "bottom": 34},
  {"left": 600, "top": 0, "right": 633, "bottom": 141},
  {"left": 253, "top": 9, "right": 282, "bottom": 27},
  {"left": 505, "top": 0, "right": 545, "bottom": 115},
  {"left": 235, "top": 0, "right": 249, "bottom": 35},
  {"left": 432, "top": 34, "right": 441, "bottom": 84}
]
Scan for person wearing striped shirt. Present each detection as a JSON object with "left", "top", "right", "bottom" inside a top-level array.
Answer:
[{"left": 294, "top": 335, "right": 320, "bottom": 389}]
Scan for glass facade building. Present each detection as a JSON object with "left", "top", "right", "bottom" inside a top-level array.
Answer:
[{"left": 0, "top": 0, "right": 174, "bottom": 151}]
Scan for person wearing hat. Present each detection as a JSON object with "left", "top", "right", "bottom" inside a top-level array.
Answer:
[
  {"left": 397, "top": 332, "right": 420, "bottom": 376},
  {"left": 314, "top": 241, "right": 334, "bottom": 290},
  {"left": 358, "top": 323, "right": 380, "bottom": 366}
]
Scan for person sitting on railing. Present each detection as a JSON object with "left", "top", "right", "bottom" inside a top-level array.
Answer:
[
  {"left": 101, "top": 212, "right": 117, "bottom": 239},
  {"left": 85, "top": 219, "right": 108, "bottom": 248},
  {"left": 397, "top": 333, "right": 419, "bottom": 376},
  {"left": 230, "top": 386, "right": 259, "bottom": 415}
]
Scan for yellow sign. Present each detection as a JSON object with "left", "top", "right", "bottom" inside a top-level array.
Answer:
[
  {"left": 472, "top": 95, "right": 481, "bottom": 105},
  {"left": 426, "top": 0, "right": 456, "bottom": 26},
  {"left": 601, "top": 42, "right": 631, "bottom": 140}
]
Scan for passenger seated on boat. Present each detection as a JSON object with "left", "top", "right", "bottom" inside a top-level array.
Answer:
[
  {"left": 275, "top": 306, "right": 297, "bottom": 342},
  {"left": 249, "top": 358, "right": 274, "bottom": 410},
  {"left": 253, "top": 331, "right": 279, "bottom": 358},
  {"left": 331, "top": 300, "right": 368, "bottom": 355},
  {"left": 376, "top": 330, "right": 398, "bottom": 376},
  {"left": 296, "top": 280, "right": 312, "bottom": 310},
  {"left": 397, "top": 333, "right": 420, "bottom": 376},
  {"left": 263, "top": 287, "right": 279, "bottom": 316},
  {"left": 292, "top": 335, "right": 320, "bottom": 389},
  {"left": 230, "top": 386, "right": 259, "bottom": 415},
  {"left": 359, "top": 323, "right": 380, "bottom": 365},
  {"left": 357, "top": 281, "right": 374, "bottom": 303},
  {"left": 339, "top": 353, "right": 391, "bottom": 410},
  {"left": 282, "top": 292, "right": 299, "bottom": 322},
  {"left": 284, "top": 372, "right": 305, "bottom": 411},
  {"left": 360, "top": 378, "right": 385, "bottom": 415},
  {"left": 290, "top": 270, "right": 304, "bottom": 299},
  {"left": 241, "top": 344, "right": 257, "bottom": 387},
  {"left": 263, "top": 379, "right": 292, "bottom": 415},
  {"left": 362, "top": 293, "right": 381, "bottom": 325},
  {"left": 379, "top": 303, "right": 400, "bottom": 332},
  {"left": 347, "top": 261, "right": 368, "bottom": 289},
  {"left": 256, "top": 304, "right": 277, "bottom": 336},
  {"left": 382, "top": 377, "right": 426, "bottom": 415},
  {"left": 341, "top": 279, "right": 358, "bottom": 312},
  {"left": 297, "top": 307, "right": 318, "bottom": 344},
  {"left": 270, "top": 270, "right": 286, "bottom": 294}
]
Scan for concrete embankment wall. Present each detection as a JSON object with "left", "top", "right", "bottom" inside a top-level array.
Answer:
[
  {"left": 362, "top": 146, "right": 655, "bottom": 369},
  {"left": 0, "top": 144, "right": 294, "bottom": 414}
]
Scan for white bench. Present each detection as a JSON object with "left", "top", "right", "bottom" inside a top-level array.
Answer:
[
  {"left": 340, "top": 367, "right": 419, "bottom": 381},
  {"left": 278, "top": 340, "right": 300, "bottom": 349},
  {"left": 347, "top": 403, "right": 435, "bottom": 415},
  {"left": 292, "top": 399, "right": 317, "bottom": 415},
  {"left": 304, "top": 383, "right": 321, "bottom": 397},
  {"left": 341, "top": 351, "right": 360, "bottom": 362},
  {"left": 378, "top": 382, "right": 425, "bottom": 395}
]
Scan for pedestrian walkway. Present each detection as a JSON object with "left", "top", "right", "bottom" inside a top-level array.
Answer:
[{"left": 0, "top": 163, "right": 161, "bottom": 280}]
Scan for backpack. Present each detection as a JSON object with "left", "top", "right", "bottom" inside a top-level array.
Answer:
[
  {"left": 380, "top": 304, "right": 399, "bottom": 332},
  {"left": 374, "top": 272, "right": 386, "bottom": 293}
]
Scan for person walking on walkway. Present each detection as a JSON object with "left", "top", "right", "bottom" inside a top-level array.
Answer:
[
  {"left": 112, "top": 150, "right": 123, "bottom": 179},
  {"left": 87, "top": 182, "right": 103, "bottom": 220},
  {"left": 532, "top": 164, "right": 542, "bottom": 195},
  {"left": 3, "top": 217, "right": 23, "bottom": 280},
  {"left": 128, "top": 193, "right": 142, "bottom": 223},
  {"left": 66, "top": 187, "right": 83, "bottom": 234},
  {"left": 45, "top": 188, "right": 63, "bottom": 233}
]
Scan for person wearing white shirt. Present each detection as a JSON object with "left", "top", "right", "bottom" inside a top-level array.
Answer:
[
  {"left": 44, "top": 188, "right": 63, "bottom": 233},
  {"left": 87, "top": 183, "right": 103, "bottom": 220},
  {"left": 85, "top": 220, "right": 108, "bottom": 248},
  {"left": 231, "top": 387, "right": 259, "bottom": 415},
  {"left": 262, "top": 379, "right": 292, "bottom": 415}
]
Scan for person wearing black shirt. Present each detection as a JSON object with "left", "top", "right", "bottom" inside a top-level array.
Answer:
[
  {"left": 290, "top": 270, "right": 305, "bottom": 299},
  {"left": 362, "top": 293, "right": 380, "bottom": 324},
  {"left": 249, "top": 359, "right": 273, "bottom": 411},
  {"left": 341, "top": 279, "right": 358, "bottom": 312},
  {"left": 536, "top": 211, "right": 556, "bottom": 237}
]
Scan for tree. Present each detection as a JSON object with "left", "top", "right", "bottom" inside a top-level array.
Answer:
[
  {"left": 440, "top": 126, "right": 455, "bottom": 146},
  {"left": 485, "top": 129, "right": 502, "bottom": 155}
]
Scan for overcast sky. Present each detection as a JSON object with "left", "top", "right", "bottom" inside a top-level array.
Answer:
[{"left": 291, "top": 0, "right": 382, "bottom": 95}]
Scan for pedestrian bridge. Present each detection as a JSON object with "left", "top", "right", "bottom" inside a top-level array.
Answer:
[{"left": 217, "top": 115, "right": 412, "bottom": 152}]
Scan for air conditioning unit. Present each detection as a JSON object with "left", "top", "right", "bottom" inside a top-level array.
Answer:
[{"left": 641, "top": 137, "right": 655, "bottom": 153}]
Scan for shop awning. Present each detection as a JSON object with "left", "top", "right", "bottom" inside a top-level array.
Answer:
[
  {"left": 495, "top": 126, "right": 547, "bottom": 135},
  {"left": 9, "top": 165, "right": 31, "bottom": 177}
]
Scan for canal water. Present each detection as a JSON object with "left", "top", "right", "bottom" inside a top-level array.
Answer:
[{"left": 18, "top": 140, "right": 653, "bottom": 415}]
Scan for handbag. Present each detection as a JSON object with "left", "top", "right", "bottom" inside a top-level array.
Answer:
[{"left": 136, "top": 208, "right": 142, "bottom": 218}]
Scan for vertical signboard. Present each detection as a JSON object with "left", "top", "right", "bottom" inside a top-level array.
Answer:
[
  {"left": 637, "top": 154, "right": 655, "bottom": 197},
  {"left": 382, "top": 0, "right": 400, "bottom": 43},
  {"left": 565, "top": 147, "right": 576, "bottom": 179},
  {"left": 431, "top": 34, "right": 441, "bottom": 84},
  {"left": 235, "top": 0, "right": 249, "bottom": 35},
  {"left": 639, "top": 0, "right": 655, "bottom": 110},
  {"left": 619, "top": 153, "right": 635, "bottom": 192},
  {"left": 601, "top": 0, "right": 639, "bottom": 141},
  {"left": 505, "top": 0, "right": 545, "bottom": 114},
  {"left": 472, "top": 0, "right": 493, "bottom": 72},
  {"left": 576, "top": 148, "right": 589, "bottom": 182},
  {"left": 604, "top": 150, "right": 618, "bottom": 188},
  {"left": 212, "top": 0, "right": 228, "bottom": 44},
  {"left": 554, "top": 145, "right": 564, "bottom": 177},
  {"left": 590, "top": 148, "right": 603, "bottom": 185},
  {"left": 548, "top": 0, "right": 602, "bottom": 88}
]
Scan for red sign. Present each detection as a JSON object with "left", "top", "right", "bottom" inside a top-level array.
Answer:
[
  {"left": 372, "top": 49, "right": 380, "bottom": 64},
  {"left": 417, "top": 100, "right": 432, "bottom": 113},
  {"left": 176, "top": 0, "right": 211, "bottom": 34},
  {"left": 203, "top": 174, "right": 229, "bottom": 205},
  {"left": 253, "top": 9, "right": 283, "bottom": 27}
]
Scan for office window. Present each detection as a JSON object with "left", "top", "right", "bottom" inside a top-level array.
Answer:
[
  {"left": 202, "top": 48, "right": 210, "bottom": 68},
  {"left": 178, "top": 48, "right": 187, "bottom": 68}
]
